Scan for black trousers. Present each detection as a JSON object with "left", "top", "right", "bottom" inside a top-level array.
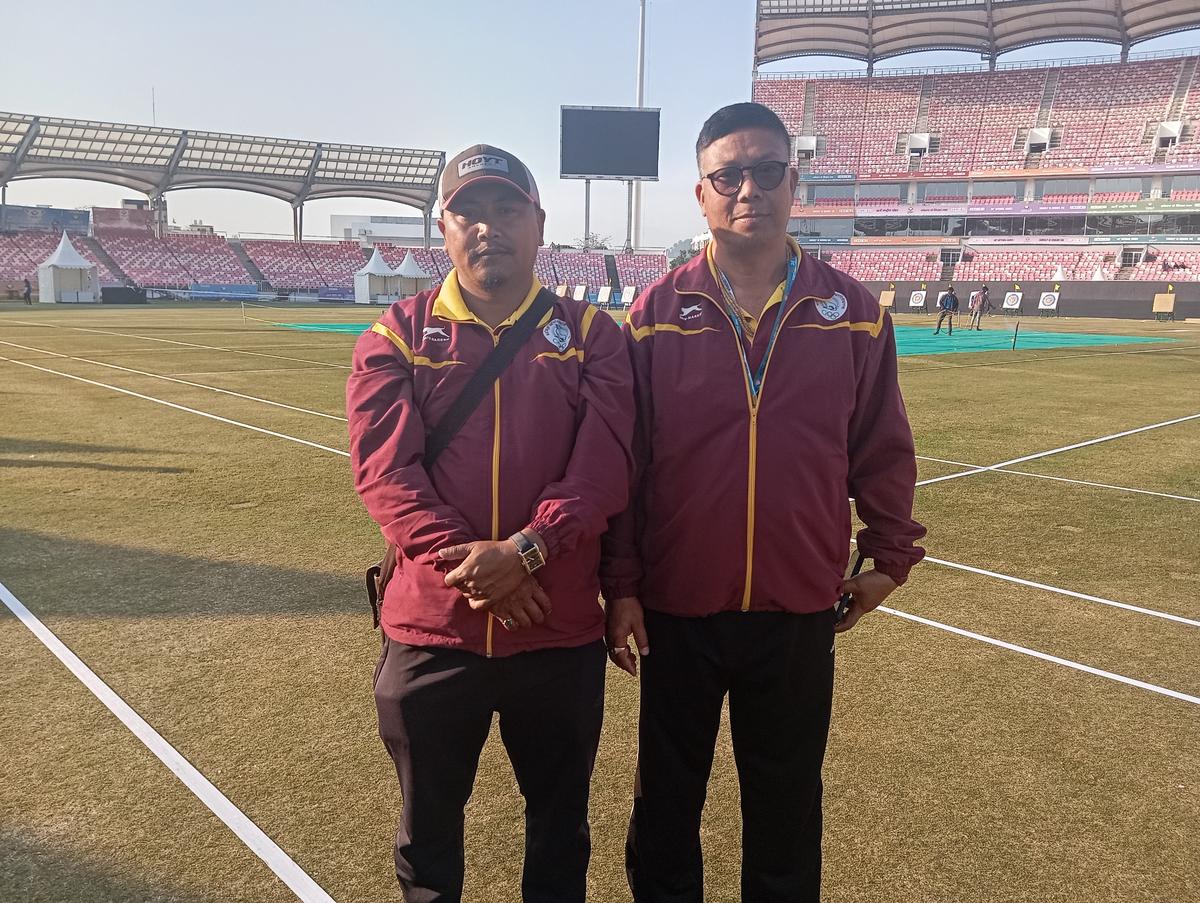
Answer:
[
  {"left": 374, "top": 637, "right": 606, "bottom": 903},
  {"left": 627, "top": 609, "right": 835, "bottom": 903}
]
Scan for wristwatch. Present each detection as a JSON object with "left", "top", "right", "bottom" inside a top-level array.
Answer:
[{"left": 509, "top": 531, "right": 546, "bottom": 574}]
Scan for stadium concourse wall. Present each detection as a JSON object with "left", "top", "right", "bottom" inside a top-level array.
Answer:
[{"left": 866, "top": 280, "right": 1200, "bottom": 319}]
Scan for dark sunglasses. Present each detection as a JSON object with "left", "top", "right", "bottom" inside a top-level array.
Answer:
[{"left": 704, "top": 160, "right": 789, "bottom": 197}]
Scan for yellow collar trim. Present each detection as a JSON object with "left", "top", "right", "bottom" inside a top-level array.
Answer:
[
  {"left": 706, "top": 235, "right": 802, "bottom": 326},
  {"left": 432, "top": 268, "right": 543, "bottom": 330}
]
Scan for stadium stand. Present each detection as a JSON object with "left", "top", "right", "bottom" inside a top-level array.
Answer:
[
  {"left": 1041, "top": 193, "right": 1090, "bottom": 203},
  {"left": 7, "top": 230, "right": 118, "bottom": 283},
  {"left": 1170, "top": 189, "right": 1200, "bottom": 200},
  {"left": 614, "top": 253, "right": 668, "bottom": 288},
  {"left": 0, "top": 234, "right": 38, "bottom": 284},
  {"left": 826, "top": 249, "right": 942, "bottom": 281},
  {"left": 534, "top": 248, "right": 557, "bottom": 286},
  {"left": 755, "top": 54, "right": 1200, "bottom": 175},
  {"left": 96, "top": 234, "right": 191, "bottom": 288},
  {"left": 302, "top": 240, "right": 364, "bottom": 290},
  {"left": 1129, "top": 250, "right": 1200, "bottom": 280},
  {"left": 971, "top": 194, "right": 1019, "bottom": 205},
  {"left": 163, "top": 233, "right": 252, "bottom": 284},
  {"left": 241, "top": 240, "right": 324, "bottom": 290},
  {"left": 956, "top": 250, "right": 1081, "bottom": 281},
  {"left": 1088, "top": 191, "right": 1142, "bottom": 202},
  {"left": 554, "top": 251, "right": 608, "bottom": 288}
]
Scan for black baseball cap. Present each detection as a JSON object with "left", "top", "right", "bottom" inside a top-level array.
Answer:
[{"left": 440, "top": 144, "right": 541, "bottom": 210}]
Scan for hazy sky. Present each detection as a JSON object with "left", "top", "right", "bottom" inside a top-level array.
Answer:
[{"left": 2, "top": 1, "right": 1197, "bottom": 247}]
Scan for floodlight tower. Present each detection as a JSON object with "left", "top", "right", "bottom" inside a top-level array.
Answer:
[{"left": 628, "top": 0, "right": 647, "bottom": 252}]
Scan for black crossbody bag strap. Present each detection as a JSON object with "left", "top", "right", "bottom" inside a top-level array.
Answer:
[
  {"left": 424, "top": 287, "right": 556, "bottom": 467},
  {"left": 366, "top": 287, "right": 558, "bottom": 629}
]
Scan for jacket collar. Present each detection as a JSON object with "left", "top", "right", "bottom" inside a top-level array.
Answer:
[
  {"left": 672, "top": 234, "right": 804, "bottom": 302},
  {"left": 432, "top": 268, "right": 543, "bottom": 328}
]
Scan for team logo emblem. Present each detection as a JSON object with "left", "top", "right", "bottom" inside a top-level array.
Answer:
[
  {"left": 815, "top": 292, "right": 847, "bottom": 322},
  {"left": 422, "top": 326, "right": 450, "bottom": 342},
  {"left": 543, "top": 318, "right": 572, "bottom": 352},
  {"left": 680, "top": 304, "right": 702, "bottom": 321}
]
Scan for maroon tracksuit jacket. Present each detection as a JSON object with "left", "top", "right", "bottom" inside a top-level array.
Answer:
[
  {"left": 348, "top": 272, "right": 634, "bottom": 657},
  {"left": 601, "top": 238, "right": 925, "bottom": 615}
]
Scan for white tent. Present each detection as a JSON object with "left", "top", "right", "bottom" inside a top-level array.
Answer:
[
  {"left": 38, "top": 233, "right": 100, "bottom": 303},
  {"left": 354, "top": 248, "right": 402, "bottom": 304},
  {"left": 394, "top": 251, "right": 433, "bottom": 299},
  {"left": 1092, "top": 264, "right": 1107, "bottom": 281},
  {"left": 1050, "top": 264, "right": 1067, "bottom": 281}
]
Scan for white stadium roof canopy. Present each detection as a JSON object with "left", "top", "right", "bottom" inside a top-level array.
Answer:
[
  {"left": 0, "top": 111, "right": 445, "bottom": 212},
  {"left": 754, "top": 0, "right": 1200, "bottom": 67}
]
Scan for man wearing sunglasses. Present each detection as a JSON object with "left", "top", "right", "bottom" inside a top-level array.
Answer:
[{"left": 602, "top": 102, "right": 925, "bottom": 901}]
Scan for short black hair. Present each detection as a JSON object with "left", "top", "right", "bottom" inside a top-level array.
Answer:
[{"left": 695, "top": 102, "right": 791, "bottom": 169}]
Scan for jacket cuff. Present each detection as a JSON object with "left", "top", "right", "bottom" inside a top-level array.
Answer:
[
  {"left": 601, "top": 580, "right": 640, "bottom": 602},
  {"left": 870, "top": 558, "right": 911, "bottom": 587},
  {"left": 526, "top": 518, "right": 561, "bottom": 560}
]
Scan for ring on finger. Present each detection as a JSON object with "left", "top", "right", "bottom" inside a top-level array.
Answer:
[{"left": 502, "top": 617, "right": 516, "bottom": 630}]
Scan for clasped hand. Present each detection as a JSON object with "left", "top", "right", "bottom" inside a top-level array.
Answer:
[{"left": 438, "top": 540, "right": 550, "bottom": 630}]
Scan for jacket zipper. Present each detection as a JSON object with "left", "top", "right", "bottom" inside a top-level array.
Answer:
[
  {"left": 486, "top": 331, "right": 501, "bottom": 658},
  {"left": 680, "top": 286, "right": 819, "bottom": 612}
]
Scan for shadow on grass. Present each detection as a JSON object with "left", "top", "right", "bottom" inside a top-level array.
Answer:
[
  {"left": 0, "top": 527, "right": 366, "bottom": 621},
  {"left": 0, "top": 459, "right": 189, "bottom": 475},
  {"left": 0, "top": 830, "right": 221, "bottom": 903},
  {"left": 0, "top": 437, "right": 171, "bottom": 456}
]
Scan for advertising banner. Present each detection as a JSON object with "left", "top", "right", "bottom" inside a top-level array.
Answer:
[
  {"left": 1090, "top": 162, "right": 1200, "bottom": 176},
  {"left": 797, "top": 173, "right": 856, "bottom": 183},
  {"left": 970, "top": 166, "right": 1088, "bottom": 179},
  {"left": 855, "top": 202, "right": 969, "bottom": 216},
  {"left": 796, "top": 236, "right": 853, "bottom": 246},
  {"left": 1087, "top": 234, "right": 1200, "bottom": 245},
  {"left": 1087, "top": 198, "right": 1200, "bottom": 214},
  {"left": 791, "top": 203, "right": 855, "bottom": 218},
  {"left": 967, "top": 235, "right": 1089, "bottom": 246},
  {"left": 965, "top": 201, "right": 1088, "bottom": 215},
  {"left": 850, "top": 235, "right": 959, "bottom": 246},
  {"left": 1, "top": 205, "right": 89, "bottom": 233}
]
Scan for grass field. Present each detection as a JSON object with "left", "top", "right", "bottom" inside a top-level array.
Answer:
[{"left": 1, "top": 301, "right": 1198, "bottom": 903}]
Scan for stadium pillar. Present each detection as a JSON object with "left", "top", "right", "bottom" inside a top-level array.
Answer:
[
  {"left": 584, "top": 179, "right": 592, "bottom": 249},
  {"left": 0, "top": 184, "right": 5, "bottom": 232},
  {"left": 632, "top": 0, "right": 647, "bottom": 250},
  {"left": 293, "top": 204, "right": 303, "bottom": 242},
  {"left": 625, "top": 181, "right": 634, "bottom": 253},
  {"left": 423, "top": 211, "right": 431, "bottom": 250}
]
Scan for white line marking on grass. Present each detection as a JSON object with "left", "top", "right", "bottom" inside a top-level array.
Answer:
[
  {"left": 850, "top": 539, "right": 1198, "bottom": 627},
  {"left": 0, "top": 357, "right": 350, "bottom": 458},
  {"left": 8, "top": 319, "right": 351, "bottom": 370},
  {"left": 880, "top": 606, "right": 1200, "bottom": 706},
  {"left": 916, "top": 412, "right": 1200, "bottom": 487},
  {"left": 920, "top": 553, "right": 1200, "bottom": 627},
  {"left": 0, "top": 581, "right": 338, "bottom": 902},
  {"left": 993, "top": 468, "right": 1200, "bottom": 504},
  {"left": 917, "top": 454, "right": 1200, "bottom": 503},
  {"left": 917, "top": 454, "right": 979, "bottom": 468},
  {"left": 0, "top": 340, "right": 346, "bottom": 422},
  {"left": 169, "top": 366, "right": 338, "bottom": 377}
]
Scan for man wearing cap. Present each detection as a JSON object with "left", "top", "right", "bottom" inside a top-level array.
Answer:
[
  {"left": 601, "top": 103, "right": 925, "bottom": 901},
  {"left": 347, "top": 144, "right": 634, "bottom": 902}
]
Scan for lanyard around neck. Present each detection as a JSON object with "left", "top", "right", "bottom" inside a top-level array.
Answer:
[{"left": 715, "top": 250, "right": 799, "bottom": 401}]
